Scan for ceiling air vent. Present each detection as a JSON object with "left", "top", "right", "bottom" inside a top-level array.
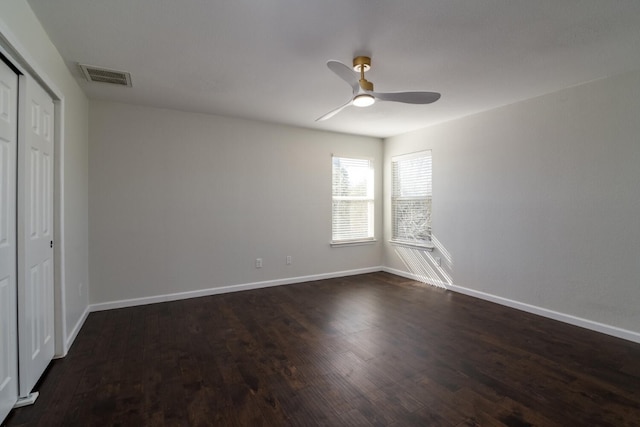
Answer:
[{"left": 78, "top": 64, "right": 132, "bottom": 87}]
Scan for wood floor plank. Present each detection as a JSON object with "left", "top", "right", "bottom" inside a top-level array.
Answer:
[{"left": 4, "top": 272, "right": 640, "bottom": 426}]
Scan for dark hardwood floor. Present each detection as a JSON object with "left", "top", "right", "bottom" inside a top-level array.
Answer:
[{"left": 4, "top": 272, "right": 640, "bottom": 426}]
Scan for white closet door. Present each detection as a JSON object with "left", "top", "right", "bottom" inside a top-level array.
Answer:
[
  {"left": 0, "top": 59, "right": 19, "bottom": 422},
  {"left": 18, "top": 75, "right": 55, "bottom": 397}
]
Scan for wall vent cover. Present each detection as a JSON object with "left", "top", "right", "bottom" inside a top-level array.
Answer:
[{"left": 78, "top": 64, "right": 132, "bottom": 87}]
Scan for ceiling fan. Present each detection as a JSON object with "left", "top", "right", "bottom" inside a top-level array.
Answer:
[{"left": 316, "top": 56, "right": 441, "bottom": 121}]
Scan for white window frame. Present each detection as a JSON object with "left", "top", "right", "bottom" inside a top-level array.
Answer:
[
  {"left": 331, "top": 155, "right": 375, "bottom": 246},
  {"left": 390, "top": 150, "right": 433, "bottom": 249}
]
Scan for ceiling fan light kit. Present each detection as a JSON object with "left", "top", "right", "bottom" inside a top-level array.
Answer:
[
  {"left": 353, "top": 94, "right": 375, "bottom": 107},
  {"left": 316, "top": 55, "right": 441, "bottom": 121}
]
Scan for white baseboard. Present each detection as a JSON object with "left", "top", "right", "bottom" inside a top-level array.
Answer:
[
  {"left": 87, "top": 266, "right": 640, "bottom": 345},
  {"left": 63, "top": 305, "right": 90, "bottom": 354},
  {"left": 89, "top": 266, "right": 383, "bottom": 312},
  {"left": 382, "top": 266, "right": 449, "bottom": 289},
  {"left": 447, "top": 283, "right": 640, "bottom": 344},
  {"left": 385, "top": 266, "right": 640, "bottom": 344}
]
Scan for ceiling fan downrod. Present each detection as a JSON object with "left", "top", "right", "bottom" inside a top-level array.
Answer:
[{"left": 353, "top": 56, "right": 374, "bottom": 91}]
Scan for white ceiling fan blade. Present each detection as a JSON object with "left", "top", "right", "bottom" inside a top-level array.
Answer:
[
  {"left": 316, "top": 99, "right": 353, "bottom": 122},
  {"left": 327, "top": 60, "right": 359, "bottom": 94},
  {"left": 371, "top": 91, "right": 441, "bottom": 104}
]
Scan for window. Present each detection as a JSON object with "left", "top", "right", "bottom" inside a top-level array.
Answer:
[
  {"left": 391, "top": 150, "right": 432, "bottom": 247},
  {"left": 332, "top": 156, "right": 374, "bottom": 244}
]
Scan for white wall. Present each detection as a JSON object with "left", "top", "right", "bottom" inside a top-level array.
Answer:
[
  {"left": 384, "top": 69, "right": 640, "bottom": 340},
  {"left": 89, "top": 101, "right": 383, "bottom": 305},
  {"left": 0, "top": 0, "right": 90, "bottom": 353},
  {"left": 7, "top": 0, "right": 636, "bottom": 347}
]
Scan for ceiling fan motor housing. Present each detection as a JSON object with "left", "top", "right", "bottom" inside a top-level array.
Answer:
[{"left": 359, "top": 79, "right": 374, "bottom": 91}]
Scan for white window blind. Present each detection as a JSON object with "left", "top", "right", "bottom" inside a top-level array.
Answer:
[
  {"left": 391, "top": 150, "right": 432, "bottom": 246},
  {"left": 332, "top": 156, "right": 374, "bottom": 243}
]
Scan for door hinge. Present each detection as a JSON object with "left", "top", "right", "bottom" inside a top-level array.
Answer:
[{"left": 50, "top": 240, "right": 53, "bottom": 248}]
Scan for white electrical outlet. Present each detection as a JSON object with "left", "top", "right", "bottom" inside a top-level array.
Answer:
[
  {"left": 286, "top": 256, "right": 292, "bottom": 265},
  {"left": 256, "top": 258, "right": 263, "bottom": 268}
]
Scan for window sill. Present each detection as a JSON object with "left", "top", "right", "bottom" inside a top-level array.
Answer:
[
  {"left": 331, "top": 239, "right": 377, "bottom": 248},
  {"left": 390, "top": 240, "right": 434, "bottom": 251}
]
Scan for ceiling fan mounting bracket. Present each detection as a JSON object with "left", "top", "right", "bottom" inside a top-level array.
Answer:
[{"left": 352, "top": 56, "right": 371, "bottom": 72}]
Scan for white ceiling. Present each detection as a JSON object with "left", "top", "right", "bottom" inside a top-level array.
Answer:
[{"left": 26, "top": 0, "right": 640, "bottom": 138}]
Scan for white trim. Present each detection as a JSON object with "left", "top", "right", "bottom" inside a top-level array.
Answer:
[
  {"left": 13, "top": 392, "right": 38, "bottom": 409},
  {"left": 331, "top": 153, "right": 375, "bottom": 162},
  {"left": 447, "top": 283, "right": 640, "bottom": 344},
  {"left": 331, "top": 155, "right": 376, "bottom": 244},
  {"left": 89, "top": 267, "right": 383, "bottom": 312},
  {"left": 389, "top": 240, "right": 435, "bottom": 251},
  {"left": 63, "top": 305, "right": 90, "bottom": 355},
  {"left": 84, "top": 264, "right": 640, "bottom": 345},
  {"left": 384, "top": 267, "right": 640, "bottom": 344},
  {"left": 330, "top": 239, "right": 377, "bottom": 247},
  {"left": 0, "top": 17, "right": 69, "bottom": 358},
  {"left": 391, "top": 149, "right": 432, "bottom": 163},
  {"left": 382, "top": 267, "right": 448, "bottom": 288},
  {"left": 0, "top": 20, "right": 64, "bottom": 99},
  {"left": 54, "top": 97, "right": 67, "bottom": 357}
]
